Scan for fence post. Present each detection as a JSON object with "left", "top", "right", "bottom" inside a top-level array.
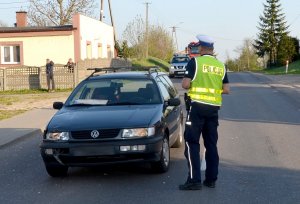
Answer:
[
  {"left": 3, "top": 68, "right": 7, "bottom": 91},
  {"left": 38, "top": 67, "right": 42, "bottom": 89}
]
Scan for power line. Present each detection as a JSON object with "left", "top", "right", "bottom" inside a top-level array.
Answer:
[
  {"left": 0, "top": 1, "right": 30, "bottom": 5},
  {"left": 0, "top": 6, "right": 29, "bottom": 10}
]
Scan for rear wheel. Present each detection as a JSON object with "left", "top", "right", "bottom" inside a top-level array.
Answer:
[
  {"left": 151, "top": 136, "right": 170, "bottom": 173},
  {"left": 45, "top": 163, "right": 68, "bottom": 177}
]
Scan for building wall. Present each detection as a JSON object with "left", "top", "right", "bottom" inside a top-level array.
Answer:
[
  {"left": 0, "top": 34, "right": 74, "bottom": 67},
  {"left": 75, "top": 14, "right": 114, "bottom": 60}
]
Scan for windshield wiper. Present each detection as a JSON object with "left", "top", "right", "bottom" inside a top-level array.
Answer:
[
  {"left": 107, "top": 102, "right": 141, "bottom": 106},
  {"left": 66, "top": 103, "right": 106, "bottom": 107}
]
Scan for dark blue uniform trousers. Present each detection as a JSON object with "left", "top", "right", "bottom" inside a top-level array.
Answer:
[{"left": 184, "top": 102, "right": 219, "bottom": 183}]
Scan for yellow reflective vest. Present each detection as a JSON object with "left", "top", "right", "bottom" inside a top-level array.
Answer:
[{"left": 188, "top": 55, "right": 226, "bottom": 106}]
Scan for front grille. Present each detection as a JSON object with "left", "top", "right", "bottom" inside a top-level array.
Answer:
[
  {"left": 175, "top": 66, "right": 184, "bottom": 69},
  {"left": 71, "top": 129, "right": 121, "bottom": 139}
]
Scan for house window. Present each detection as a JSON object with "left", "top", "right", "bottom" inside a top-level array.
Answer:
[
  {"left": 98, "top": 44, "right": 103, "bottom": 58},
  {"left": 86, "top": 42, "right": 92, "bottom": 59},
  {"left": 1, "top": 45, "right": 20, "bottom": 64},
  {"left": 107, "top": 45, "right": 112, "bottom": 58}
]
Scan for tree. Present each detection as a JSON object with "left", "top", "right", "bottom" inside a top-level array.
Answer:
[
  {"left": 148, "top": 24, "right": 174, "bottom": 61},
  {"left": 121, "top": 41, "right": 130, "bottom": 59},
  {"left": 277, "top": 35, "right": 296, "bottom": 65},
  {"left": 122, "top": 15, "right": 175, "bottom": 61},
  {"left": 114, "top": 41, "right": 122, "bottom": 57},
  {"left": 0, "top": 20, "right": 7, "bottom": 27},
  {"left": 254, "top": 0, "right": 288, "bottom": 66},
  {"left": 122, "top": 15, "right": 146, "bottom": 59},
  {"left": 28, "top": 0, "right": 97, "bottom": 26},
  {"left": 235, "top": 38, "right": 260, "bottom": 71}
]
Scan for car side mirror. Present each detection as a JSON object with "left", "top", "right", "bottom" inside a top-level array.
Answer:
[
  {"left": 53, "top": 102, "right": 64, "bottom": 110},
  {"left": 167, "top": 98, "right": 181, "bottom": 106}
]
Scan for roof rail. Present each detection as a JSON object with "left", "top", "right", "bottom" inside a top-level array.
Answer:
[{"left": 86, "top": 66, "right": 161, "bottom": 78}]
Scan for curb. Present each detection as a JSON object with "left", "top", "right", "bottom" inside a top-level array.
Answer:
[{"left": 0, "top": 129, "right": 42, "bottom": 149}]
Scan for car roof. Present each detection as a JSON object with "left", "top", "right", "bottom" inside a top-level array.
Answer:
[{"left": 87, "top": 71, "right": 167, "bottom": 80}]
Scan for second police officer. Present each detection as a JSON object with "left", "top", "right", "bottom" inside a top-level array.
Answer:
[{"left": 179, "top": 35, "right": 230, "bottom": 190}]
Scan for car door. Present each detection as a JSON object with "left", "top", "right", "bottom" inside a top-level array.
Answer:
[{"left": 156, "top": 75, "right": 181, "bottom": 145}]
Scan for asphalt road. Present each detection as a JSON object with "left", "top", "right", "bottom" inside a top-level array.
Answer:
[{"left": 1, "top": 72, "right": 300, "bottom": 204}]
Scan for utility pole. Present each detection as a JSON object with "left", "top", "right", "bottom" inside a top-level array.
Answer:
[
  {"left": 144, "top": 2, "right": 151, "bottom": 59},
  {"left": 170, "top": 22, "right": 182, "bottom": 52},
  {"left": 170, "top": 26, "right": 178, "bottom": 52},
  {"left": 108, "top": 0, "right": 116, "bottom": 44},
  {"left": 100, "top": 0, "right": 104, "bottom": 21}
]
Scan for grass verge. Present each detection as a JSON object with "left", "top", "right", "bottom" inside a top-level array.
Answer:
[
  {"left": 261, "top": 60, "right": 300, "bottom": 75},
  {"left": 0, "top": 110, "right": 26, "bottom": 121},
  {"left": 0, "top": 88, "right": 73, "bottom": 95},
  {"left": 131, "top": 56, "right": 170, "bottom": 72}
]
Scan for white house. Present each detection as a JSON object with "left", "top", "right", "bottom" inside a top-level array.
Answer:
[{"left": 0, "top": 12, "right": 115, "bottom": 68}]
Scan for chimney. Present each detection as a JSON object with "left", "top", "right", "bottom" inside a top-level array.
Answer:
[{"left": 16, "top": 11, "right": 27, "bottom": 27}]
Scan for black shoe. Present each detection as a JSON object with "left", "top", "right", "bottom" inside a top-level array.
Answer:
[
  {"left": 203, "top": 180, "right": 216, "bottom": 188},
  {"left": 179, "top": 181, "right": 202, "bottom": 190}
]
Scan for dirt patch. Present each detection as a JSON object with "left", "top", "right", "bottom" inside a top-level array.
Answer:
[{"left": 0, "top": 92, "right": 70, "bottom": 111}]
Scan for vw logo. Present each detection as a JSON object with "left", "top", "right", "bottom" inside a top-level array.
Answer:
[{"left": 91, "top": 130, "right": 100, "bottom": 138}]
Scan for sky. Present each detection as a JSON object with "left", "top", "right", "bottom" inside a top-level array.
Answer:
[{"left": 0, "top": 0, "right": 300, "bottom": 62}]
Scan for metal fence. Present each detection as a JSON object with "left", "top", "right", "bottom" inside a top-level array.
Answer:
[
  {"left": 0, "top": 66, "right": 75, "bottom": 91},
  {"left": 0, "top": 59, "right": 132, "bottom": 91}
]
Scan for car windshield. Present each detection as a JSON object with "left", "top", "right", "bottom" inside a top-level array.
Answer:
[
  {"left": 65, "top": 78, "right": 162, "bottom": 106},
  {"left": 190, "top": 46, "right": 200, "bottom": 54},
  {"left": 172, "top": 57, "right": 190, "bottom": 63}
]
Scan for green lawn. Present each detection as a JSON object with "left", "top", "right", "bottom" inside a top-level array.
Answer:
[
  {"left": 0, "top": 88, "right": 73, "bottom": 95},
  {"left": 262, "top": 60, "right": 300, "bottom": 75},
  {"left": 131, "top": 56, "right": 170, "bottom": 72},
  {"left": 0, "top": 110, "right": 26, "bottom": 121}
]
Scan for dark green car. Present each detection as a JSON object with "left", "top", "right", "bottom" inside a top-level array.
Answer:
[{"left": 41, "top": 69, "right": 183, "bottom": 177}]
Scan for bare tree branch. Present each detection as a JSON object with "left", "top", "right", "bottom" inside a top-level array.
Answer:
[{"left": 28, "top": 0, "right": 97, "bottom": 26}]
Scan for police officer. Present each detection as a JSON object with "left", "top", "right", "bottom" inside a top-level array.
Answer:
[{"left": 179, "top": 35, "right": 229, "bottom": 190}]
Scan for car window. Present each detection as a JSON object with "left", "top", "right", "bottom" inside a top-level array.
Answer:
[
  {"left": 161, "top": 75, "right": 178, "bottom": 97},
  {"left": 190, "top": 46, "right": 200, "bottom": 54},
  {"left": 66, "top": 78, "right": 162, "bottom": 106},
  {"left": 157, "top": 76, "right": 177, "bottom": 98},
  {"left": 156, "top": 77, "right": 171, "bottom": 101},
  {"left": 171, "top": 57, "right": 190, "bottom": 63}
]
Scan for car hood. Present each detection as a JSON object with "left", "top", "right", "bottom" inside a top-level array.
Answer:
[{"left": 47, "top": 105, "right": 162, "bottom": 131}]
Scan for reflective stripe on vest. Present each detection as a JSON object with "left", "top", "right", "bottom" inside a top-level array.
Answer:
[
  {"left": 188, "top": 55, "right": 225, "bottom": 106},
  {"left": 190, "top": 87, "right": 223, "bottom": 95}
]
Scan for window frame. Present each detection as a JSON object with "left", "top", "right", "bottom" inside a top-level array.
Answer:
[
  {"left": 0, "top": 45, "right": 20, "bottom": 64},
  {"left": 0, "top": 41, "right": 23, "bottom": 66}
]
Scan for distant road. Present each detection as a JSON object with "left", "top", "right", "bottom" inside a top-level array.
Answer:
[{"left": 0, "top": 72, "right": 300, "bottom": 204}]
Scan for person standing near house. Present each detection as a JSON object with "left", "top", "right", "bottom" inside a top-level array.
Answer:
[
  {"left": 179, "top": 35, "right": 230, "bottom": 190},
  {"left": 46, "top": 59, "right": 55, "bottom": 92},
  {"left": 65, "top": 58, "right": 75, "bottom": 73}
]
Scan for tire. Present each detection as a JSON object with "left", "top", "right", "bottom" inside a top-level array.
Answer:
[
  {"left": 172, "top": 121, "right": 183, "bottom": 148},
  {"left": 169, "top": 74, "right": 174, "bottom": 78},
  {"left": 151, "top": 136, "right": 170, "bottom": 173},
  {"left": 45, "top": 163, "right": 69, "bottom": 177}
]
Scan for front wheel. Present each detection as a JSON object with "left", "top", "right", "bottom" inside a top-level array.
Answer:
[{"left": 151, "top": 136, "right": 170, "bottom": 173}]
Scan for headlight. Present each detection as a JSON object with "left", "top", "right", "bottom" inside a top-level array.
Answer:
[
  {"left": 122, "top": 127, "right": 155, "bottom": 138},
  {"left": 46, "top": 132, "right": 70, "bottom": 141},
  {"left": 170, "top": 66, "right": 175, "bottom": 69}
]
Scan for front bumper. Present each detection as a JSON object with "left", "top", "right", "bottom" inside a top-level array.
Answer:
[
  {"left": 40, "top": 136, "right": 163, "bottom": 166},
  {"left": 169, "top": 68, "right": 186, "bottom": 76}
]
